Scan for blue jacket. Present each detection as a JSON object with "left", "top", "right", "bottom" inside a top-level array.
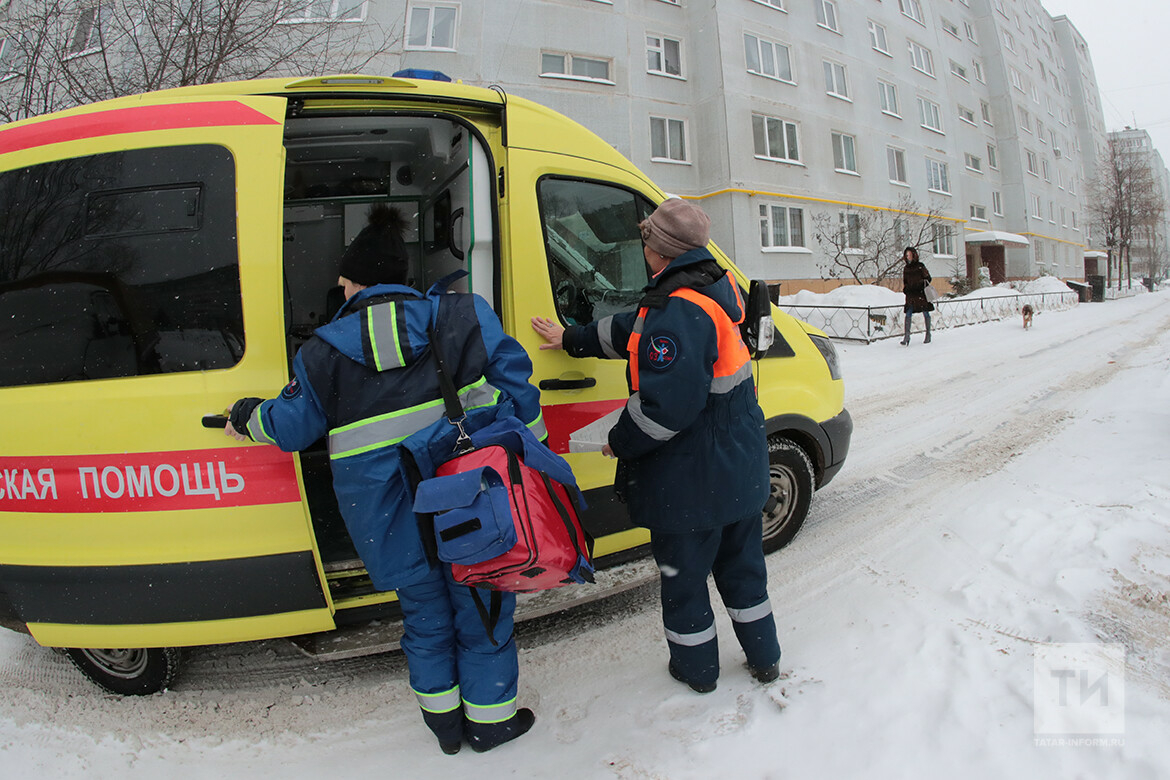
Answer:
[
  {"left": 563, "top": 249, "right": 769, "bottom": 532},
  {"left": 245, "top": 279, "right": 543, "bottom": 590}
]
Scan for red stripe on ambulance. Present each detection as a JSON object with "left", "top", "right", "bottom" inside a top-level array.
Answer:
[
  {"left": 0, "top": 448, "right": 301, "bottom": 513},
  {"left": 0, "top": 101, "right": 281, "bottom": 155}
]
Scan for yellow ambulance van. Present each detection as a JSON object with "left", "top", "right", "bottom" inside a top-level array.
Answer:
[{"left": 0, "top": 73, "right": 850, "bottom": 694}]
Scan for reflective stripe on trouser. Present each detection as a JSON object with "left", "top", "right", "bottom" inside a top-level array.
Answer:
[
  {"left": 651, "top": 513, "right": 781, "bottom": 683},
  {"left": 394, "top": 565, "right": 519, "bottom": 724},
  {"left": 414, "top": 685, "right": 461, "bottom": 714}
]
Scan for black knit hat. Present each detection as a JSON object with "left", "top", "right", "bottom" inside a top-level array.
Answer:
[{"left": 338, "top": 205, "right": 409, "bottom": 286}]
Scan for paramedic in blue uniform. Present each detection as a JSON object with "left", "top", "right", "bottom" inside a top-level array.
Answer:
[
  {"left": 225, "top": 205, "right": 541, "bottom": 754},
  {"left": 531, "top": 198, "right": 781, "bottom": 693}
]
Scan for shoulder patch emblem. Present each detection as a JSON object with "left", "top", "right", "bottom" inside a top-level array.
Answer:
[
  {"left": 646, "top": 334, "right": 678, "bottom": 370},
  {"left": 280, "top": 379, "right": 303, "bottom": 400}
]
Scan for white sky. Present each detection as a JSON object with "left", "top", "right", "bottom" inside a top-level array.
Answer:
[{"left": 1044, "top": 0, "right": 1170, "bottom": 164}]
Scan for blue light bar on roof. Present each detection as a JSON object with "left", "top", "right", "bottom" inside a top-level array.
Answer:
[{"left": 392, "top": 69, "right": 453, "bottom": 82}]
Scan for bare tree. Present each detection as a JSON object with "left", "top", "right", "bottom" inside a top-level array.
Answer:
[
  {"left": 1088, "top": 136, "right": 1166, "bottom": 290},
  {"left": 0, "top": 1, "right": 399, "bottom": 123},
  {"left": 812, "top": 195, "right": 951, "bottom": 288}
]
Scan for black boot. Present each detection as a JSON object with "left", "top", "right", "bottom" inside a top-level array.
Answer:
[
  {"left": 749, "top": 662, "right": 780, "bottom": 683},
  {"left": 466, "top": 708, "right": 535, "bottom": 753},
  {"left": 669, "top": 662, "right": 717, "bottom": 693},
  {"left": 421, "top": 708, "right": 464, "bottom": 755}
]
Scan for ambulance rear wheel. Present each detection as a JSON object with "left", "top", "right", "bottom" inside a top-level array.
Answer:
[
  {"left": 65, "top": 647, "right": 181, "bottom": 696},
  {"left": 762, "top": 437, "right": 814, "bottom": 554}
]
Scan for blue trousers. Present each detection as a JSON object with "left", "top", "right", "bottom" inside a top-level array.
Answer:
[
  {"left": 394, "top": 566, "right": 519, "bottom": 725},
  {"left": 649, "top": 514, "right": 781, "bottom": 685}
]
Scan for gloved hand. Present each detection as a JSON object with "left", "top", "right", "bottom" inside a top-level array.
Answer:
[{"left": 226, "top": 397, "right": 263, "bottom": 441}]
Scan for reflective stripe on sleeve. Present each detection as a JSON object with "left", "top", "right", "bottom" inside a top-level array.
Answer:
[
  {"left": 328, "top": 379, "right": 501, "bottom": 459},
  {"left": 248, "top": 403, "right": 278, "bottom": 446},
  {"left": 527, "top": 411, "right": 548, "bottom": 441},
  {"left": 726, "top": 598, "right": 773, "bottom": 624},
  {"left": 597, "top": 315, "right": 624, "bottom": 359},
  {"left": 709, "top": 361, "right": 753, "bottom": 394},
  {"left": 664, "top": 623, "right": 717, "bottom": 647},
  {"left": 463, "top": 696, "right": 517, "bottom": 724},
  {"left": 415, "top": 685, "right": 462, "bottom": 714},
  {"left": 627, "top": 393, "right": 679, "bottom": 442}
]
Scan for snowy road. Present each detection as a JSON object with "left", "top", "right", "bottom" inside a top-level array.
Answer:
[{"left": 3, "top": 290, "right": 1170, "bottom": 778}]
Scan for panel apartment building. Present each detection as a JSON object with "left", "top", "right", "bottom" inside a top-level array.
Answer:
[
  {"left": 4, "top": 0, "right": 1110, "bottom": 292},
  {"left": 373, "top": 0, "right": 1109, "bottom": 292}
]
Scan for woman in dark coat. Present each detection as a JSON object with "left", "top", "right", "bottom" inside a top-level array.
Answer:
[{"left": 900, "top": 246, "right": 934, "bottom": 345}]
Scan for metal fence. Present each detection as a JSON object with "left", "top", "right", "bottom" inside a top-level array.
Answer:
[{"left": 778, "top": 290, "right": 1080, "bottom": 343}]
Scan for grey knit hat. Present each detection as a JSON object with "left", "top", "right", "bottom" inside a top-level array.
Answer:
[{"left": 640, "top": 198, "right": 711, "bottom": 258}]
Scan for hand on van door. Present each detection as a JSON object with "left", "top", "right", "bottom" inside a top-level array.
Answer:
[
  {"left": 224, "top": 397, "right": 262, "bottom": 441},
  {"left": 530, "top": 317, "right": 565, "bottom": 350}
]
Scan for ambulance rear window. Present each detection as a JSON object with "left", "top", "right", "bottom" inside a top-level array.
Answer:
[{"left": 0, "top": 145, "right": 244, "bottom": 388}]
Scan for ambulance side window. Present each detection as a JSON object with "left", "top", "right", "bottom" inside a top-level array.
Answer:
[
  {"left": 536, "top": 177, "right": 655, "bottom": 326},
  {"left": 0, "top": 145, "right": 244, "bottom": 388}
]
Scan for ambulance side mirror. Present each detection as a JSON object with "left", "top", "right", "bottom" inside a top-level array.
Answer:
[{"left": 741, "top": 279, "right": 775, "bottom": 361}]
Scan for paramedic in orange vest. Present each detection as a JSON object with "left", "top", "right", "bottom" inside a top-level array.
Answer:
[{"left": 532, "top": 198, "right": 781, "bottom": 692}]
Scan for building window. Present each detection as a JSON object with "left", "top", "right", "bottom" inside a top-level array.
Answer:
[
  {"left": 958, "top": 105, "right": 976, "bottom": 126},
  {"left": 650, "top": 116, "right": 688, "bottom": 163},
  {"left": 1009, "top": 66, "right": 1025, "bottom": 93},
  {"left": 899, "top": 0, "right": 924, "bottom": 25},
  {"left": 1025, "top": 149, "right": 1038, "bottom": 175},
  {"left": 1030, "top": 193, "right": 1042, "bottom": 218},
  {"left": 942, "top": 18, "right": 960, "bottom": 39},
  {"left": 964, "top": 21, "right": 977, "bottom": 42},
  {"left": 1018, "top": 105, "right": 1032, "bottom": 133},
  {"left": 964, "top": 153, "right": 982, "bottom": 172},
  {"left": 67, "top": 4, "right": 112, "bottom": 56},
  {"left": 1042, "top": 159, "right": 1051, "bottom": 181},
  {"left": 752, "top": 114, "right": 800, "bottom": 163},
  {"left": 1036, "top": 119, "right": 1046, "bottom": 142},
  {"left": 926, "top": 157, "right": 950, "bottom": 194},
  {"left": 823, "top": 60, "right": 849, "bottom": 100},
  {"left": 949, "top": 60, "right": 968, "bottom": 81},
  {"left": 839, "top": 212, "right": 862, "bottom": 249},
  {"left": 878, "top": 80, "right": 899, "bottom": 116},
  {"left": 406, "top": 3, "right": 458, "bottom": 50},
  {"left": 980, "top": 100, "right": 993, "bottom": 124},
  {"left": 887, "top": 146, "right": 908, "bottom": 184},
  {"left": 868, "top": 20, "right": 890, "bottom": 54},
  {"left": 992, "top": 191, "right": 1003, "bottom": 216},
  {"left": 970, "top": 204, "right": 988, "bottom": 222},
  {"left": 908, "top": 40, "right": 934, "bottom": 77},
  {"left": 987, "top": 143, "right": 998, "bottom": 169},
  {"left": 1004, "top": 30, "right": 1016, "bottom": 52},
  {"left": 647, "top": 34, "right": 683, "bottom": 77},
  {"left": 281, "top": 0, "right": 366, "bottom": 21},
  {"left": 972, "top": 59, "right": 985, "bottom": 83},
  {"left": 932, "top": 224, "right": 955, "bottom": 256},
  {"left": 918, "top": 97, "right": 943, "bottom": 133},
  {"left": 832, "top": 132, "right": 857, "bottom": 174},
  {"left": 541, "top": 52, "right": 613, "bottom": 83},
  {"left": 751, "top": 0, "right": 786, "bottom": 8},
  {"left": 744, "top": 33, "right": 794, "bottom": 83},
  {"left": 816, "top": 0, "right": 839, "bottom": 32},
  {"left": 760, "top": 204, "right": 805, "bottom": 249}
]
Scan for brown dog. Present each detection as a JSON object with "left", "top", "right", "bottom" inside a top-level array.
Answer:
[{"left": 1022, "top": 304, "right": 1034, "bottom": 329}]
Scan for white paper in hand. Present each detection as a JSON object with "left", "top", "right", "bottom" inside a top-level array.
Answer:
[{"left": 568, "top": 407, "right": 624, "bottom": 453}]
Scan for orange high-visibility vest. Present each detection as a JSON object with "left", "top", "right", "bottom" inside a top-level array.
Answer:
[{"left": 627, "top": 282, "right": 749, "bottom": 392}]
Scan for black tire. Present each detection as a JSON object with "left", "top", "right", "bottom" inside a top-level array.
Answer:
[
  {"left": 65, "top": 647, "right": 181, "bottom": 695},
  {"left": 762, "top": 437, "right": 815, "bottom": 553}
]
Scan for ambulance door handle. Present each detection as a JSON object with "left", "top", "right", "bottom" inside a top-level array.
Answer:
[
  {"left": 201, "top": 414, "right": 230, "bottom": 429},
  {"left": 538, "top": 378, "right": 596, "bottom": 391}
]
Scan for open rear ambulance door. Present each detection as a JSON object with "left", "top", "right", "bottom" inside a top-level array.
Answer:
[{"left": 0, "top": 95, "right": 335, "bottom": 688}]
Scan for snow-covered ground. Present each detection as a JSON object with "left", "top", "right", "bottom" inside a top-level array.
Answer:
[{"left": 3, "top": 291, "right": 1170, "bottom": 779}]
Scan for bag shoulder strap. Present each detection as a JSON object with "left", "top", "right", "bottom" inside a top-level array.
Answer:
[{"left": 426, "top": 322, "right": 473, "bottom": 453}]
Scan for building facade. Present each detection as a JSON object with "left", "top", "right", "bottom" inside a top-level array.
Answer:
[{"left": 2, "top": 0, "right": 1117, "bottom": 290}]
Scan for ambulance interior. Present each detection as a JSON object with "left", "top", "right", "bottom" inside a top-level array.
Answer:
[{"left": 280, "top": 114, "right": 495, "bottom": 596}]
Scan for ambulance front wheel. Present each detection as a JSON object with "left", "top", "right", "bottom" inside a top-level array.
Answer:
[
  {"left": 762, "top": 437, "right": 814, "bottom": 554},
  {"left": 65, "top": 647, "right": 182, "bottom": 695}
]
